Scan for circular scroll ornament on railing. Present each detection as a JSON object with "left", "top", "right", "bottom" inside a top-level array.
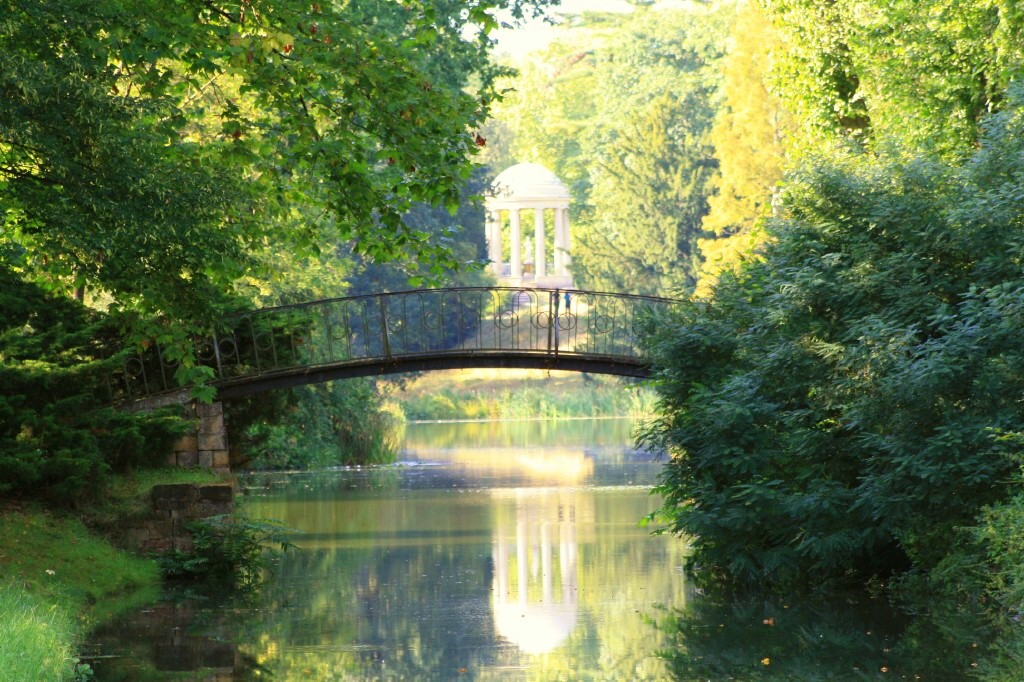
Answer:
[
  {"left": 533, "top": 311, "right": 553, "bottom": 329},
  {"left": 588, "top": 313, "right": 614, "bottom": 335},
  {"left": 327, "top": 314, "right": 351, "bottom": 343},
  {"left": 386, "top": 315, "right": 404, "bottom": 334},
  {"left": 124, "top": 356, "right": 146, "bottom": 381},
  {"left": 217, "top": 336, "right": 237, "bottom": 362},
  {"left": 254, "top": 329, "right": 276, "bottom": 353},
  {"left": 631, "top": 317, "right": 648, "bottom": 337},
  {"left": 462, "top": 308, "right": 482, "bottom": 330},
  {"left": 421, "top": 309, "right": 442, "bottom": 331},
  {"left": 557, "top": 312, "right": 577, "bottom": 331},
  {"left": 497, "top": 310, "right": 519, "bottom": 329},
  {"left": 195, "top": 338, "right": 216, "bottom": 364}
]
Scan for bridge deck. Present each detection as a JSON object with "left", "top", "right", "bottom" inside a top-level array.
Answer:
[{"left": 115, "top": 287, "right": 675, "bottom": 401}]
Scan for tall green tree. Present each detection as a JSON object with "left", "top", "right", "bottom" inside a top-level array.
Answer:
[
  {"left": 696, "top": 0, "right": 791, "bottom": 295},
  {"left": 490, "top": 4, "right": 729, "bottom": 295},
  {"left": 643, "top": 94, "right": 1024, "bottom": 586},
  {"left": 760, "top": 0, "right": 1024, "bottom": 156},
  {"left": 0, "top": 0, "right": 553, "bottom": 371},
  {"left": 574, "top": 95, "right": 717, "bottom": 295}
]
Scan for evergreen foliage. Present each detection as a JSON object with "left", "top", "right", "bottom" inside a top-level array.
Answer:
[
  {"left": 0, "top": 265, "right": 185, "bottom": 499},
  {"left": 642, "top": 94, "right": 1024, "bottom": 586},
  {"left": 575, "top": 94, "right": 717, "bottom": 295},
  {"left": 491, "top": 5, "right": 728, "bottom": 295}
]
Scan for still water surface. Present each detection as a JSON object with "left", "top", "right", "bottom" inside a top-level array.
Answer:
[
  {"left": 89, "top": 418, "right": 996, "bottom": 680},
  {"left": 89, "top": 418, "right": 688, "bottom": 680},
  {"left": 236, "top": 418, "right": 687, "bottom": 680}
]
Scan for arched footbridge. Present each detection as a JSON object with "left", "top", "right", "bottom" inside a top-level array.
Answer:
[{"left": 117, "top": 287, "right": 676, "bottom": 401}]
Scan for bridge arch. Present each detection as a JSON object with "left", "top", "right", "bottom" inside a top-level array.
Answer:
[{"left": 116, "top": 287, "right": 675, "bottom": 402}]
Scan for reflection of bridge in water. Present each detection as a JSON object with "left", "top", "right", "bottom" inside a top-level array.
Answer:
[{"left": 117, "top": 287, "right": 676, "bottom": 401}]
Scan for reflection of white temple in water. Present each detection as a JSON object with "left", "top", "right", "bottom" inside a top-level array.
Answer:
[
  {"left": 404, "top": 434, "right": 595, "bottom": 655},
  {"left": 492, "top": 489, "right": 585, "bottom": 655}
]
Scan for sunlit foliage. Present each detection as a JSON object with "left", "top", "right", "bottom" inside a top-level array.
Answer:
[
  {"left": 490, "top": 4, "right": 730, "bottom": 295},
  {"left": 760, "top": 0, "right": 1024, "bottom": 155},
  {"left": 643, "top": 94, "right": 1024, "bottom": 586},
  {"left": 0, "top": 0, "right": 553, "bottom": 353},
  {"left": 695, "top": 0, "right": 792, "bottom": 295}
]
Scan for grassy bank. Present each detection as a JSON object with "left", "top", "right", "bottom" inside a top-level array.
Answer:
[
  {"left": 386, "top": 369, "right": 655, "bottom": 421},
  {"left": 0, "top": 467, "right": 223, "bottom": 681},
  {"left": 0, "top": 584, "right": 83, "bottom": 682}
]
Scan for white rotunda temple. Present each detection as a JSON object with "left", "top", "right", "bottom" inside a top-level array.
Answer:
[{"left": 485, "top": 163, "right": 573, "bottom": 288}]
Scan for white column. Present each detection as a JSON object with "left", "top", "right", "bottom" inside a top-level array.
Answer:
[
  {"left": 534, "top": 207, "right": 546, "bottom": 278},
  {"left": 510, "top": 209, "right": 522, "bottom": 278},
  {"left": 559, "top": 208, "right": 571, "bottom": 275},
  {"left": 553, "top": 208, "right": 565, "bottom": 274},
  {"left": 487, "top": 210, "right": 502, "bottom": 274}
]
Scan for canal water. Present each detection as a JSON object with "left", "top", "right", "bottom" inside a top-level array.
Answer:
[{"left": 88, "top": 418, "right": 997, "bottom": 680}]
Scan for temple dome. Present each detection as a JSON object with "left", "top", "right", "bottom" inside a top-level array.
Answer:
[{"left": 490, "top": 162, "right": 570, "bottom": 205}]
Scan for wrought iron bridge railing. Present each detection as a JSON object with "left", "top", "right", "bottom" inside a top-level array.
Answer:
[{"left": 116, "top": 287, "right": 676, "bottom": 400}]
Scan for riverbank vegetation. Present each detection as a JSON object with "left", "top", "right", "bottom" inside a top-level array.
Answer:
[
  {"left": 632, "top": 0, "right": 1024, "bottom": 622},
  {"left": 0, "top": 468, "right": 222, "bottom": 680},
  {"left": 2, "top": 1, "right": 563, "bottom": 676},
  {"left": 0, "top": 585, "right": 82, "bottom": 682},
  {"left": 0, "top": 509, "right": 159, "bottom": 680},
  {"left": 388, "top": 369, "right": 654, "bottom": 422}
]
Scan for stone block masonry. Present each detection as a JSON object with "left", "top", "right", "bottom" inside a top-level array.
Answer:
[
  {"left": 126, "top": 483, "right": 234, "bottom": 554},
  {"left": 167, "top": 401, "right": 230, "bottom": 473}
]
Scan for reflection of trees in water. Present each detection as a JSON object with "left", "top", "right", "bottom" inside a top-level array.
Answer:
[
  {"left": 656, "top": 591, "right": 996, "bottom": 680},
  {"left": 404, "top": 417, "right": 639, "bottom": 452},
  {"left": 86, "top": 602, "right": 266, "bottom": 681},
  {"left": 218, "top": 460, "right": 689, "bottom": 679},
  {"left": 238, "top": 545, "right": 505, "bottom": 678},
  {"left": 241, "top": 467, "right": 404, "bottom": 498}
]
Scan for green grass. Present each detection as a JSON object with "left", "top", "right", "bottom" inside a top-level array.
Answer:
[
  {"left": 0, "top": 467, "right": 227, "bottom": 681},
  {"left": 0, "top": 584, "right": 78, "bottom": 682},
  {"left": 0, "top": 508, "right": 160, "bottom": 617},
  {"left": 0, "top": 509, "right": 159, "bottom": 681}
]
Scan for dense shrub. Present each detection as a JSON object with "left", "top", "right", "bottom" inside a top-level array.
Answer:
[
  {"left": 642, "top": 95, "right": 1024, "bottom": 586},
  {"left": 158, "top": 514, "right": 294, "bottom": 591},
  {"left": 229, "top": 380, "right": 398, "bottom": 470},
  {"left": 0, "top": 266, "right": 186, "bottom": 500}
]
